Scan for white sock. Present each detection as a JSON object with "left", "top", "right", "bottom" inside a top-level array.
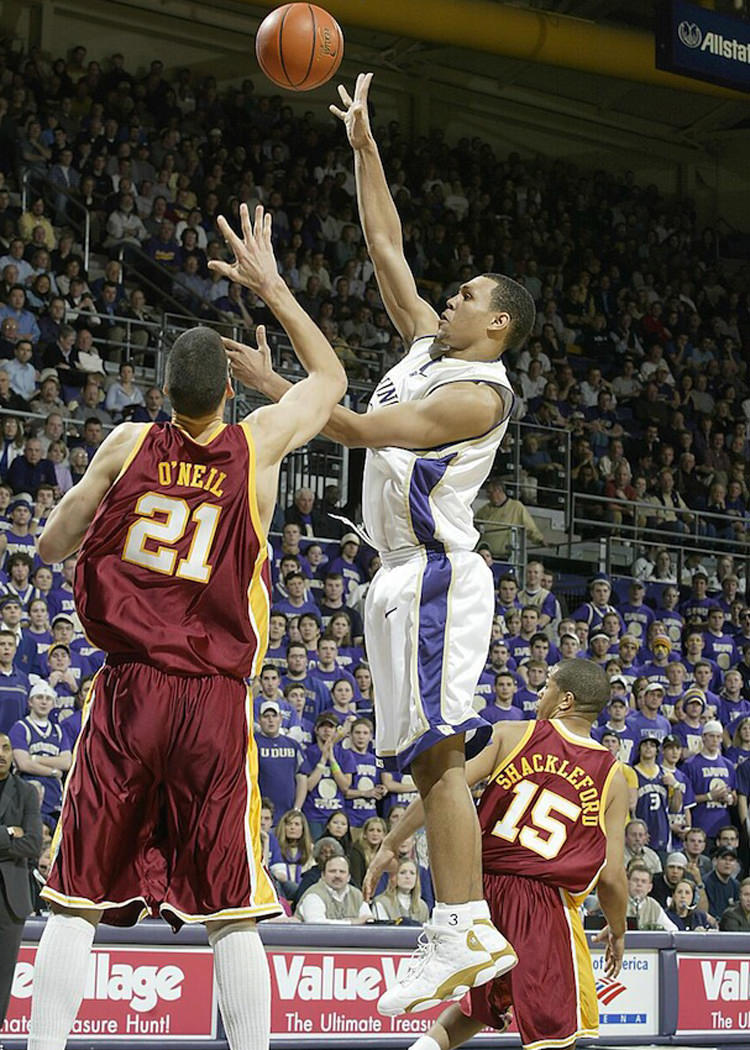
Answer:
[
  {"left": 28, "top": 913, "right": 96, "bottom": 1050},
  {"left": 208, "top": 923, "right": 270, "bottom": 1050},
  {"left": 470, "top": 899, "right": 491, "bottom": 922},
  {"left": 408, "top": 1037, "right": 442, "bottom": 1050},
  {"left": 432, "top": 901, "right": 476, "bottom": 928}
]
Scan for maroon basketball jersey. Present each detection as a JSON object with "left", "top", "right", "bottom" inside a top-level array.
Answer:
[
  {"left": 479, "top": 719, "right": 618, "bottom": 897},
  {"left": 76, "top": 422, "right": 271, "bottom": 679}
]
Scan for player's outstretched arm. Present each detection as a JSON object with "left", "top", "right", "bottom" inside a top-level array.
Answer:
[
  {"left": 210, "top": 203, "right": 346, "bottom": 460},
  {"left": 330, "top": 73, "right": 438, "bottom": 346},
  {"left": 593, "top": 770, "right": 629, "bottom": 979},
  {"left": 38, "top": 423, "right": 147, "bottom": 563}
]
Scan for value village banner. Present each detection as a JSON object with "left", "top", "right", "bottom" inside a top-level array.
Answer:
[
  {"left": 3, "top": 946, "right": 217, "bottom": 1041},
  {"left": 677, "top": 954, "right": 750, "bottom": 1035}
]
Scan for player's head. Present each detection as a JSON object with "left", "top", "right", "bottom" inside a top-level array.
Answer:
[
  {"left": 165, "top": 326, "right": 231, "bottom": 418},
  {"left": 536, "top": 658, "right": 609, "bottom": 723},
  {"left": 437, "top": 274, "right": 535, "bottom": 359}
]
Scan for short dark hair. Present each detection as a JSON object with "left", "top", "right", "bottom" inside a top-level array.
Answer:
[
  {"left": 483, "top": 273, "right": 536, "bottom": 351},
  {"left": 552, "top": 658, "right": 610, "bottom": 719},
  {"left": 166, "top": 326, "right": 227, "bottom": 417}
]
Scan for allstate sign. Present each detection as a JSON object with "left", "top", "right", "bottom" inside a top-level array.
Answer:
[
  {"left": 678, "top": 22, "right": 702, "bottom": 50},
  {"left": 657, "top": 0, "right": 750, "bottom": 92}
]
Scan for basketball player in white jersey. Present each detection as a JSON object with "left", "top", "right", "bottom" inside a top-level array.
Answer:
[{"left": 222, "top": 72, "right": 535, "bottom": 1015}]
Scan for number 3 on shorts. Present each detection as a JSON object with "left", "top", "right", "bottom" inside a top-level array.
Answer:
[
  {"left": 123, "top": 492, "right": 221, "bottom": 583},
  {"left": 491, "top": 780, "right": 581, "bottom": 860}
]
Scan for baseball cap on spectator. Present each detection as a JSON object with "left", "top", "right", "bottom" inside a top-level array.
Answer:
[
  {"left": 608, "top": 695, "right": 628, "bottom": 706},
  {"left": 645, "top": 682, "right": 665, "bottom": 693},
  {"left": 28, "top": 680, "right": 57, "bottom": 700},
  {"left": 340, "top": 532, "right": 360, "bottom": 547},
  {"left": 0, "top": 595, "right": 22, "bottom": 610},
  {"left": 259, "top": 700, "right": 281, "bottom": 716},
  {"left": 663, "top": 734, "right": 681, "bottom": 748},
  {"left": 639, "top": 733, "right": 661, "bottom": 747},
  {"left": 683, "top": 687, "right": 706, "bottom": 709},
  {"left": 560, "top": 632, "right": 578, "bottom": 643},
  {"left": 315, "top": 712, "right": 338, "bottom": 728},
  {"left": 609, "top": 676, "right": 628, "bottom": 688},
  {"left": 702, "top": 720, "right": 723, "bottom": 735},
  {"left": 51, "top": 614, "right": 74, "bottom": 628},
  {"left": 652, "top": 634, "right": 671, "bottom": 650},
  {"left": 591, "top": 574, "right": 610, "bottom": 586},
  {"left": 590, "top": 631, "right": 609, "bottom": 643},
  {"left": 9, "top": 497, "right": 32, "bottom": 513},
  {"left": 666, "top": 852, "right": 687, "bottom": 867},
  {"left": 48, "top": 642, "right": 70, "bottom": 655},
  {"left": 39, "top": 368, "right": 60, "bottom": 385},
  {"left": 714, "top": 846, "right": 738, "bottom": 859}
]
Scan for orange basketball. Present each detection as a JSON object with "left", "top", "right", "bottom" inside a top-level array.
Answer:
[{"left": 255, "top": 3, "right": 344, "bottom": 92}]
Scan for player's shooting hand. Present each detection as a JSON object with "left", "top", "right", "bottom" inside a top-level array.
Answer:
[
  {"left": 223, "top": 326, "right": 273, "bottom": 393},
  {"left": 329, "top": 72, "right": 374, "bottom": 151},
  {"left": 210, "top": 203, "right": 281, "bottom": 299},
  {"left": 362, "top": 841, "right": 397, "bottom": 902},
  {"left": 593, "top": 925, "right": 625, "bottom": 979}
]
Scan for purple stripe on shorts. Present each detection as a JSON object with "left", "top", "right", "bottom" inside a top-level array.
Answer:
[
  {"left": 415, "top": 551, "right": 453, "bottom": 724},
  {"left": 408, "top": 455, "right": 455, "bottom": 546}
]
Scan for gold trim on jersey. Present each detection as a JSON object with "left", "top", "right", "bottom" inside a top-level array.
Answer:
[
  {"left": 551, "top": 719, "right": 609, "bottom": 750},
  {"left": 111, "top": 424, "right": 153, "bottom": 487},
  {"left": 41, "top": 886, "right": 149, "bottom": 920},
  {"left": 239, "top": 421, "right": 267, "bottom": 548},
  {"left": 488, "top": 721, "right": 536, "bottom": 784},
  {"left": 401, "top": 457, "right": 420, "bottom": 547},
  {"left": 439, "top": 552, "right": 456, "bottom": 722},
  {"left": 241, "top": 423, "right": 270, "bottom": 678},
  {"left": 242, "top": 688, "right": 281, "bottom": 912},
  {"left": 597, "top": 758, "right": 620, "bottom": 835},
  {"left": 174, "top": 420, "right": 227, "bottom": 446}
]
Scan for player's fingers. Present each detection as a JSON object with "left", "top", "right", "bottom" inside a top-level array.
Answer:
[
  {"left": 255, "top": 324, "right": 269, "bottom": 351},
  {"left": 217, "top": 214, "right": 244, "bottom": 257},
  {"left": 359, "top": 71, "right": 374, "bottom": 98},
  {"left": 263, "top": 211, "right": 273, "bottom": 245},
  {"left": 240, "top": 202, "right": 254, "bottom": 244},
  {"left": 329, "top": 104, "right": 346, "bottom": 120},
  {"left": 222, "top": 337, "right": 252, "bottom": 353},
  {"left": 337, "top": 83, "right": 353, "bottom": 107},
  {"left": 207, "top": 261, "right": 231, "bottom": 277},
  {"left": 253, "top": 204, "right": 265, "bottom": 241}
]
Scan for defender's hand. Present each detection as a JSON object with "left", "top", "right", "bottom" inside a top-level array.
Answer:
[
  {"left": 362, "top": 841, "right": 397, "bottom": 901},
  {"left": 210, "top": 203, "right": 281, "bottom": 299},
  {"left": 593, "top": 925, "right": 625, "bottom": 979},
  {"left": 329, "top": 72, "right": 374, "bottom": 151},
  {"left": 223, "top": 327, "right": 274, "bottom": 392}
]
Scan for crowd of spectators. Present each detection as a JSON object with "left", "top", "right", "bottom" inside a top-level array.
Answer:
[{"left": 0, "top": 41, "right": 749, "bottom": 928}]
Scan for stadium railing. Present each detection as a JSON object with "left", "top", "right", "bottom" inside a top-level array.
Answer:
[{"left": 20, "top": 169, "right": 92, "bottom": 273}]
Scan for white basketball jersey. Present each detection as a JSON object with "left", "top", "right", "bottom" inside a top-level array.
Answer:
[{"left": 362, "top": 336, "right": 514, "bottom": 555}]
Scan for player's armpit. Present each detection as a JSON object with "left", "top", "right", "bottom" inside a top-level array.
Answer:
[
  {"left": 38, "top": 423, "right": 148, "bottom": 563},
  {"left": 337, "top": 381, "right": 507, "bottom": 450},
  {"left": 465, "top": 722, "right": 518, "bottom": 788}
]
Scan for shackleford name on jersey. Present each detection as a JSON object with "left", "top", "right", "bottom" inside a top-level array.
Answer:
[
  {"left": 494, "top": 750, "right": 602, "bottom": 824},
  {"left": 156, "top": 460, "right": 226, "bottom": 498}
]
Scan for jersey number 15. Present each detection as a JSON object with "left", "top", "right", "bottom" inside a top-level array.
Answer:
[
  {"left": 122, "top": 493, "right": 221, "bottom": 583},
  {"left": 491, "top": 780, "right": 581, "bottom": 860}
]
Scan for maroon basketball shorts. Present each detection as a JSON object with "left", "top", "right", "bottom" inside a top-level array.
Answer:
[
  {"left": 460, "top": 872, "right": 599, "bottom": 1050},
  {"left": 44, "top": 660, "right": 280, "bottom": 929}
]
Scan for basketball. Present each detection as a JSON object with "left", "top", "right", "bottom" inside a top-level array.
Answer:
[{"left": 255, "top": 3, "right": 343, "bottom": 92}]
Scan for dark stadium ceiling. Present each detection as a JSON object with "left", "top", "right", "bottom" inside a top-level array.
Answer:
[
  {"left": 304, "top": 0, "right": 750, "bottom": 142},
  {"left": 508, "top": 0, "right": 747, "bottom": 33}
]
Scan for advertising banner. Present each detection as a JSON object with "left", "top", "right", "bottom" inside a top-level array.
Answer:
[
  {"left": 3, "top": 946, "right": 216, "bottom": 1041},
  {"left": 656, "top": 0, "right": 750, "bottom": 93},
  {"left": 268, "top": 947, "right": 660, "bottom": 1042},
  {"left": 677, "top": 953, "right": 750, "bottom": 1035}
]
